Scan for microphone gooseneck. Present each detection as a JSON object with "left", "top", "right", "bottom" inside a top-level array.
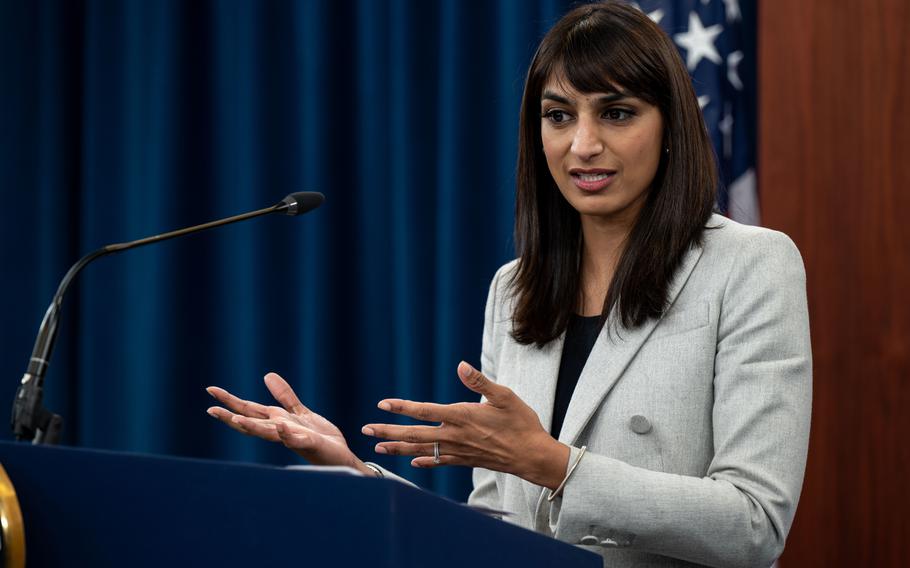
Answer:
[{"left": 11, "top": 192, "right": 324, "bottom": 444}]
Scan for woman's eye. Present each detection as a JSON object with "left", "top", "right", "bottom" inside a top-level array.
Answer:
[
  {"left": 604, "top": 108, "right": 634, "bottom": 121},
  {"left": 543, "top": 109, "right": 570, "bottom": 124}
]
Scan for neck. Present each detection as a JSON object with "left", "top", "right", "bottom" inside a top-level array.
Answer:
[{"left": 577, "top": 213, "right": 636, "bottom": 316}]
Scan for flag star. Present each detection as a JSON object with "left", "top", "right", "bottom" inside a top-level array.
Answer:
[
  {"left": 723, "top": 0, "right": 742, "bottom": 22},
  {"left": 698, "top": 95, "right": 711, "bottom": 110},
  {"left": 674, "top": 12, "right": 723, "bottom": 71},
  {"left": 629, "top": 3, "right": 665, "bottom": 24},
  {"left": 727, "top": 50, "right": 744, "bottom": 90}
]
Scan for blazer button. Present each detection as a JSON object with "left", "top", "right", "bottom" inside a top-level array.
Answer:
[{"left": 629, "top": 415, "right": 652, "bottom": 434}]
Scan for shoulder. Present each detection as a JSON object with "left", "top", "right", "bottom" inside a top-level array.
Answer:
[
  {"left": 482, "top": 259, "right": 520, "bottom": 334},
  {"left": 481, "top": 259, "right": 521, "bottom": 374},
  {"left": 703, "top": 213, "right": 798, "bottom": 250},
  {"left": 492, "top": 258, "right": 520, "bottom": 281},
  {"left": 487, "top": 258, "right": 520, "bottom": 300},
  {"left": 701, "top": 214, "right": 805, "bottom": 275},
  {"left": 677, "top": 215, "right": 807, "bottom": 316},
  {"left": 697, "top": 216, "right": 808, "bottom": 330}
]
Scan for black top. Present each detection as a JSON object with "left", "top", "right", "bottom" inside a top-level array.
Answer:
[{"left": 550, "top": 314, "right": 603, "bottom": 439}]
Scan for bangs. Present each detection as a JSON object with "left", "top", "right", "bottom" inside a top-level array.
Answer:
[{"left": 534, "top": 9, "right": 668, "bottom": 107}]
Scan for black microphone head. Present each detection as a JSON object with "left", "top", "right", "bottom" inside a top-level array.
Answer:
[{"left": 279, "top": 192, "right": 325, "bottom": 216}]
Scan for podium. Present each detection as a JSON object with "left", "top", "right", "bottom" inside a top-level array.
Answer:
[{"left": 0, "top": 441, "right": 599, "bottom": 567}]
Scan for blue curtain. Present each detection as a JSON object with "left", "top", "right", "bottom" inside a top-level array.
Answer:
[
  {"left": 0, "top": 0, "right": 755, "bottom": 500},
  {"left": 0, "top": 0, "right": 571, "bottom": 500}
]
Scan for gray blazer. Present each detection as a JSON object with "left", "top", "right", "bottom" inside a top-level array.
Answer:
[{"left": 467, "top": 215, "right": 812, "bottom": 568}]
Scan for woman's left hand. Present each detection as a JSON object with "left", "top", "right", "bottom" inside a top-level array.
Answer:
[{"left": 361, "top": 361, "right": 570, "bottom": 490}]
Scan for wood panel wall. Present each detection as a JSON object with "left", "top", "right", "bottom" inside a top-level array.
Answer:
[{"left": 759, "top": 1, "right": 910, "bottom": 565}]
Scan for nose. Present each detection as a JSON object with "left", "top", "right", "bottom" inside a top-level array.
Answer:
[{"left": 570, "top": 118, "right": 604, "bottom": 160}]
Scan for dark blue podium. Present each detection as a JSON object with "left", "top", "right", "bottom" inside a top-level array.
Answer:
[{"left": 0, "top": 441, "right": 599, "bottom": 567}]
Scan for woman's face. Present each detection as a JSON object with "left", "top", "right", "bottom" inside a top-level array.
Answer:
[{"left": 540, "top": 76, "right": 664, "bottom": 226}]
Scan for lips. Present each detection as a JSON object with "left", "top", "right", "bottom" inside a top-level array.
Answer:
[{"left": 569, "top": 168, "right": 617, "bottom": 192}]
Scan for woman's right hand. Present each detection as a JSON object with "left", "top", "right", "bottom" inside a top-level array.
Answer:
[{"left": 206, "top": 372, "right": 377, "bottom": 476}]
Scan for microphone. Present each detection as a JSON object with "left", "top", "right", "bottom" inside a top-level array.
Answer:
[{"left": 11, "top": 192, "right": 324, "bottom": 444}]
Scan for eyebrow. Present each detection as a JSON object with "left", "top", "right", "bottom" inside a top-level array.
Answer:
[{"left": 541, "top": 90, "right": 631, "bottom": 105}]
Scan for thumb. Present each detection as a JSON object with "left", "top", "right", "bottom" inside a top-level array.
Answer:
[{"left": 457, "top": 361, "right": 512, "bottom": 406}]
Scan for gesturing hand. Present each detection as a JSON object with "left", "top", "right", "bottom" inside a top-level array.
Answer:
[
  {"left": 361, "top": 361, "right": 570, "bottom": 490},
  {"left": 206, "top": 373, "right": 374, "bottom": 475}
]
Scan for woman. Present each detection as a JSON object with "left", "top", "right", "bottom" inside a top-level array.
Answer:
[{"left": 207, "top": 3, "right": 811, "bottom": 567}]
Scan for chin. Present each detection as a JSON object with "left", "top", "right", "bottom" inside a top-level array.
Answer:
[
  {"left": 566, "top": 194, "right": 621, "bottom": 214},
  {"left": 572, "top": 198, "right": 645, "bottom": 222}
]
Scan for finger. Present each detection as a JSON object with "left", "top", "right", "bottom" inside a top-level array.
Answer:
[
  {"left": 263, "top": 372, "right": 311, "bottom": 416},
  {"left": 206, "top": 406, "right": 253, "bottom": 435},
  {"left": 361, "top": 423, "right": 444, "bottom": 444},
  {"left": 206, "top": 386, "right": 271, "bottom": 419},
  {"left": 410, "top": 454, "right": 466, "bottom": 468},
  {"left": 377, "top": 399, "right": 459, "bottom": 424},
  {"left": 231, "top": 415, "right": 281, "bottom": 442},
  {"left": 456, "top": 361, "right": 514, "bottom": 406},
  {"left": 374, "top": 441, "right": 436, "bottom": 457}
]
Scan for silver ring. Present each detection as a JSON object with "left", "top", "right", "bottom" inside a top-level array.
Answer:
[{"left": 433, "top": 441, "right": 441, "bottom": 464}]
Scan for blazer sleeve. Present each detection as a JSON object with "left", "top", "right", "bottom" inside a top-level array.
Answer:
[
  {"left": 550, "top": 230, "right": 812, "bottom": 568},
  {"left": 467, "top": 261, "right": 513, "bottom": 512}
]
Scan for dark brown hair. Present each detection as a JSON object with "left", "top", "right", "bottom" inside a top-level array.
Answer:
[{"left": 511, "top": 1, "right": 717, "bottom": 347}]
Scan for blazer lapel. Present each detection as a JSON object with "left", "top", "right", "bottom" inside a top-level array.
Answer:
[
  {"left": 516, "top": 336, "right": 564, "bottom": 434},
  {"left": 529, "top": 242, "right": 705, "bottom": 531},
  {"left": 557, "top": 243, "right": 705, "bottom": 447}
]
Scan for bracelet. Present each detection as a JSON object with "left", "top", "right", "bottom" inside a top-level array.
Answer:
[
  {"left": 363, "top": 462, "right": 384, "bottom": 479},
  {"left": 547, "top": 445, "right": 587, "bottom": 502}
]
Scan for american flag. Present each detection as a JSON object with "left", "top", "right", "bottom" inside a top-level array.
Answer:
[{"left": 633, "top": 0, "right": 759, "bottom": 225}]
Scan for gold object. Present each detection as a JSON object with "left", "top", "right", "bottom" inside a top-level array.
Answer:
[{"left": 0, "top": 464, "right": 25, "bottom": 568}]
